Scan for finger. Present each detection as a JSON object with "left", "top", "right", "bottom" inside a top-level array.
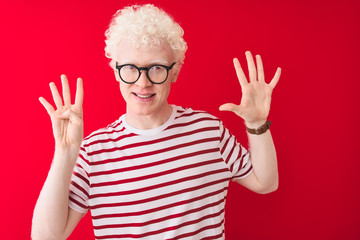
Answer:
[
  {"left": 233, "top": 58, "right": 248, "bottom": 87},
  {"left": 49, "top": 82, "right": 63, "bottom": 109},
  {"left": 39, "top": 97, "right": 55, "bottom": 115},
  {"left": 61, "top": 74, "right": 71, "bottom": 108},
  {"left": 269, "top": 67, "right": 282, "bottom": 89},
  {"left": 245, "top": 51, "right": 257, "bottom": 83},
  {"left": 75, "top": 77, "right": 84, "bottom": 107},
  {"left": 256, "top": 55, "right": 265, "bottom": 82},
  {"left": 219, "top": 103, "right": 245, "bottom": 117},
  {"left": 60, "top": 109, "right": 83, "bottom": 126},
  {"left": 219, "top": 103, "right": 237, "bottom": 112}
]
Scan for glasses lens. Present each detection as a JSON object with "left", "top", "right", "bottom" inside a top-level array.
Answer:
[
  {"left": 148, "top": 65, "right": 168, "bottom": 83},
  {"left": 120, "top": 65, "right": 139, "bottom": 83}
]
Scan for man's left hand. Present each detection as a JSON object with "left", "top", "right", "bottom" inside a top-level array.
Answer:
[{"left": 219, "top": 51, "right": 281, "bottom": 128}]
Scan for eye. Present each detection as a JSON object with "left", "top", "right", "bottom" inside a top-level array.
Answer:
[
  {"left": 150, "top": 65, "right": 165, "bottom": 72},
  {"left": 123, "top": 65, "right": 136, "bottom": 71}
]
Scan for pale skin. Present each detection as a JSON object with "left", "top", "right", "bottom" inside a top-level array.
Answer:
[
  {"left": 31, "top": 51, "right": 281, "bottom": 239},
  {"left": 32, "top": 76, "right": 85, "bottom": 239},
  {"left": 220, "top": 51, "right": 281, "bottom": 193}
]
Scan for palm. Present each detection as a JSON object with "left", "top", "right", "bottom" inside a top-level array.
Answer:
[
  {"left": 220, "top": 51, "right": 281, "bottom": 128},
  {"left": 40, "top": 75, "right": 84, "bottom": 151},
  {"left": 52, "top": 104, "right": 83, "bottom": 148}
]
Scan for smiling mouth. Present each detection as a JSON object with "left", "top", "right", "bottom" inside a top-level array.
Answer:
[{"left": 133, "top": 93, "right": 156, "bottom": 99}]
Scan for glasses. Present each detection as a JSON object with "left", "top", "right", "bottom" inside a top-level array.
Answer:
[{"left": 116, "top": 62, "right": 176, "bottom": 84}]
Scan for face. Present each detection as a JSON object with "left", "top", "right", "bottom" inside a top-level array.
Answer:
[{"left": 114, "top": 39, "right": 179, "bottom": 119}]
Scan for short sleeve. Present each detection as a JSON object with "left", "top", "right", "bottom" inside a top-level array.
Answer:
[
  {"left": 69, "top": 144, "right": 91, "bottom": 213},
  {"left": 218, "top": 120, "right": 253, "bottom": 180}
]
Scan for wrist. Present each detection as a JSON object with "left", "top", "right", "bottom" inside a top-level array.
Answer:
[
  {"left": 54, "top": 146, "right": 79, "bottom": 164},
  {"left": 245, "top": 120, "right": 271, "bottom": 135},
  {"left": 244, "top": 120, "right": 267, "bottom": 129}
]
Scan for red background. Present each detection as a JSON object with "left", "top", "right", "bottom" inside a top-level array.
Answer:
[{"left": 1, "top": 0, "right": 359, "bottom": 239}]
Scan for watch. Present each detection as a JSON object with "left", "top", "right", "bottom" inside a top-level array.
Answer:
[{"left": 246, "top": 121, "right": 271, "bottom": 135}]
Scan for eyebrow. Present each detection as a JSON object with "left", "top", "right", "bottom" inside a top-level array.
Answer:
[{"left": 117, "top": 60, "right": 170, "bottom": 66}]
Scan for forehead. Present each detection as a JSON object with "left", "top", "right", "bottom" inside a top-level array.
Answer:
[{"left": 115, "top": 39, "right": 176, "bottom": 65}]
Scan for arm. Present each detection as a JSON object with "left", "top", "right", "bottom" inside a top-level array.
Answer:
[
  {"left": 236, "top": 130, "right": 278, "bottom": 194},
  {"left": 220, "top": 51, "right": 281, "bottom": 194},
  {"left": 32, "top": 75, "right": 85, "bottom": 239}
]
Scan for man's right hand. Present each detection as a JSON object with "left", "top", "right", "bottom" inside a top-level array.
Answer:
[
  {"left": 39, "top": 74, "right": 84, "bottom": 161},
  {"left": 32, "top": 75, "right": 85, "bottom": 239}
]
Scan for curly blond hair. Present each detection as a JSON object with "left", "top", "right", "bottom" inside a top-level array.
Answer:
[{"left": 105, "top": 4, "right": 188, "bottom": 68}]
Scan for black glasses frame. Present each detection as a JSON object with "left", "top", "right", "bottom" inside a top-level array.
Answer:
[{"left": 115, "top": 62, "right": 176, "bottom": 84}]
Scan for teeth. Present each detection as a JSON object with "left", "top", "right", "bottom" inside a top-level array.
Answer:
[{"left": 135, "top": 93, "right": 154, "bottom": 98}]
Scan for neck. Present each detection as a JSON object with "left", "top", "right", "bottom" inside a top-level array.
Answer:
[{"left": 125, "top": 104, "right": 173, "bottom": 130}]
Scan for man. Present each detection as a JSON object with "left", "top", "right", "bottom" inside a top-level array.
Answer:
[{"left": 32, "top": 4, "right": 281, "bottom": 240}]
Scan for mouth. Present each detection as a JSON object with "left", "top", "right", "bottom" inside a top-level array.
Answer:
[{"left": 133, "top": 92, "right": 156, "bottom": 99}]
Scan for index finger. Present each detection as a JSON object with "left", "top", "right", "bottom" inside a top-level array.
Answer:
[
  {"left": 39, "top": 97, "right": 55, "bottom": 115},
  {"left": 75, "top": 77, "right": 84, "bottom": 107},
  {"left": 233, "top": 58, "right": 248, "bottom": 87},
  {"left": 269, "top": 67, "right": 282, "bottom": 89}
]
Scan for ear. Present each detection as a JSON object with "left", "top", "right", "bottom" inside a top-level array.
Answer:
[
  {"left": 114, "top": 68, "right": 120, "bottom": 82},
  {"left": 171, "top": 71, "right": 179, "bottom": 83},
  {"left": 171, "top": 63, "right": 182, "bottom": 83}
]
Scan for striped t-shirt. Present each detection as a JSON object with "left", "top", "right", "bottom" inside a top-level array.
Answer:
[{"left": 69, "top": 105, "right": 252, "bottom": 239}]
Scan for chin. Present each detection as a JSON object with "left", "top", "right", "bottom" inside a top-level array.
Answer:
[{"left": 129, "top": 103, "right": 159, "bottom": 116}]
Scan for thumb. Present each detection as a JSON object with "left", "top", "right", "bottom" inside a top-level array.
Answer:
[
  {"left": 59, "top": 109, "right": 82, "bottom": 125},
  {"left": 219, "top": 103, "right": 238, "bottom": 112},
  {"left": 219, "top": 103, "right": 245, "bottom": 117}
]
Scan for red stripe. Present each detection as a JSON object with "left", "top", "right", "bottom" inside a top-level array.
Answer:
[
  {"left": 90, "top": 168, "right": 228, "bottom": 199},
  {"left": 200, "top": 230, "right": 225, "bottom": 240},
  {"left": 225, "top": 139, "right": 236, "bottom": 164},
  {"left": 93, "top": 196, "right": 226, "bottom": 229},
  {"left": 84, "top": 125, "right": 126, "bottom": 141},
  {"left": 176, "top": 108, "right": 186, "bottom": 113},
  {"left": 108, "top": 120, "right": 122, "bottom": 129},
  {"left": 230, "top": 150, "right": 249, "bottom": 176},
  {"left": 75, "top": 163, "right": 90, "bottom": 179},
  {"left": 171, "top": 218, "right": 225, "bottom": 240},
  {"left": 91, "top": 158, "right": 223, "bottom": 187},
  {"left": 229, "top": 160, "right": 235, "bottom": 173},
  {"left": 87, "top": 126, "right": 218, "bottom": 151},
  {"left": 90, "top": 148, "right": 219, "bottom": 178},
  {"left": 220, "top": 137, "right": 230, "bottom": 155},
  {"left": 73, "top": 171, "right": 90, "bottom": 187},
  {"left": 174, "top": 110, "right": 208, "bottom": 119},
  {"left": 83, "top": 132, "right": 137, "bottom": 148},
  {"left": 78, "top": 152, "right": 90, "bottom": 169},
  {"left": 235, "top": 145, "right": 243, "bottom": 164},
  {"left": 69, "top": 195, "right": 88, "bottom": 209},
  {"left": 229, "top": 145, "right": 244, "bottom": 173},
  {"left": 87, "top": 127, "right": 219, "bottom": 157},
  {"left": 239, "top": 152, "right": 249, "bottom": 170},
  {"left": 165, "top": 117, "right": 219, "bottom": 131},
  {"left": 92, "top": 186, "right": 228, "bottom": 220},
  {"left": 219, "top": 124, "right": 225, "bottom": 142},
  {"left": 89, "top": 137, "right": 219, "bottom": 165},
  {"left": 70, "top": 181, "right": 89, "bottom": 199},
  {"left": 233, "top": 164, "right": 253, "bottom": 179},
  {"left": 94, "top": 208, "right": 225, "bottom": 239},
  {"left": 90, "top": 177, "right": 230, "bottom": 210}
]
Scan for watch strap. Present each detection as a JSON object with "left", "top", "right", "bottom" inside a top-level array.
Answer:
[{"left": 246, "top": 121, "right": 271, "bottom": 135}]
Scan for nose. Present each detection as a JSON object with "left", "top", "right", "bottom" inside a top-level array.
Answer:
[{"left": 136, "top": 70, "right": 152, "bottom": 87}]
